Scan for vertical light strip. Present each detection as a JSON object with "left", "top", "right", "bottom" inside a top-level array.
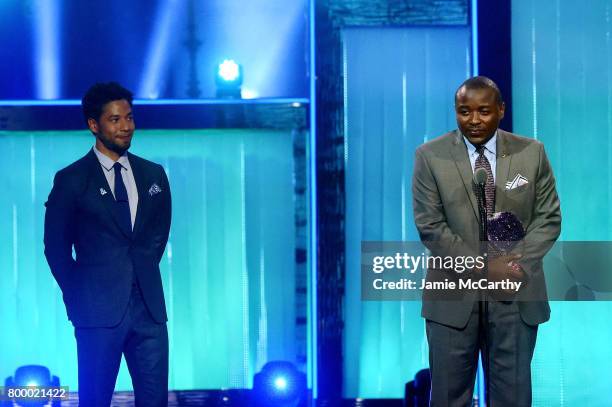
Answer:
[
  {"left": 401, "top": 72, "right": 407, "bottom": 241},
  {"left": 32, "top": 0, "right": 61, "bottom": 99},
  {"left": 308, "top": 0, "right": 318, "bottom": 397},
  {"left": 472, "top": 2, "right": 485, "bottom": 402},
  {"left": 607, "top": 1, "right": 612, "bottom": 220},
  {"left": 139, "top": 0, "right": 185, "bottom": 98},
  {"left": 531, "top": 12, "right": 539, "bottom": 139},
  {"left": 12, "top": 205, "right": 18, "bottom": 288},
  {"left": 402, "top": 72, "right": 408, "bottom": 138},
  {"left": 477, "top": 355, "right": 485, "bottom": 404},
  {"left": 465, "top": 47, "right": 472, "bottom": 80},
  {"left": 555, "top": 0, "right": 563, "bottom": 200},
  {"left": 421, "top": 319, "right": 428, "bottom": 366},
  {"left": 240, "top": 143, "right": 251, "bottom": 386},
  {"left": 257, "top": 244, "right": 268, "bottom": 369},
  {"left": 343, "top": 37, "right": 349, "bottom": 165},
  {"left": 471, "top": 0, "right": 479, "bottom": 76},
  {"left": 30, "top": 135, "right": 36, "bottom": 203}
]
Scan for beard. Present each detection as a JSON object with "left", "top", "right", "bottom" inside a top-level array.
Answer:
[{"left": 98, "top": 134, "right": 131, "bottom": 156}]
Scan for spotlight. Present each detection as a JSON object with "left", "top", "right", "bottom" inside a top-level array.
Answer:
[
  {"left": 274, "top": 377, "right": 288, "bottom": 391},
  {"left": 218, "top": 59, "right": 240, "bottom": 82},
  {"left": 253, "top": 361, "right": 306, "bottom": 407},
  {"left": 4, "top": 365, "right": 62, "bottom": 407},
  {"left": 215, "top": 59, "right": 243, "bottom": 99}
]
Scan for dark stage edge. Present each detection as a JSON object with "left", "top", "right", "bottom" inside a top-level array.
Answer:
[{"left": 55, "top": 391, "right": 403, "bottom": 406}]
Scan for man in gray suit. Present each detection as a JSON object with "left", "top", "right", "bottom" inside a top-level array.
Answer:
[{"left": 412, "top": 76, "right": 561, "bottom": 406}]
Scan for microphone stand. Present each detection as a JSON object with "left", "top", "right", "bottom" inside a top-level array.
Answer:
[{"left": 475, "top": 182, "right": 490, "bottom": 407}]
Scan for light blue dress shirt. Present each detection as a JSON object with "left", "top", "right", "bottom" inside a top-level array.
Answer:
[
  {"left": 93, "top": 146, "right": 139, "bottom": 228},
  {"left": 463, "top": 131, "right": 497, "bottom": 184}
]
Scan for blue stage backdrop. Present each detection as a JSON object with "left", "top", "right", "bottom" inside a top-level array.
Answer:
[
  {"left": 0, "top": 129, "right": 303, "bottom": 391},
  {"left": 513, "top": 0, "right": 612, "bottom": 405},
  {"left": 343, "top": 3, "right": 612, "bottom": 402},
  {"left": 342, "top": 25, "right": 472, "bottom": 398}
]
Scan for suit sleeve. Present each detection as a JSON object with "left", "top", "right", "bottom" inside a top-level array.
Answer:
[
  {"left": 518, "top": 143, "right": 561, "bottom": 277},
  {"left": 44, "top": 171, "right": 76, "bottom": 291},
  {"left": 412, "top": 147, "right": 479, "bottom": 261},
  {"left": 152, "top": 165, "right": 172, "bottom": 264}
]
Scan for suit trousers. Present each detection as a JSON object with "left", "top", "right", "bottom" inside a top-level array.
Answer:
[
  {"left": 426, "top": 299, "right": 538, "bottom": 407},
  {"left": 75, "top": 282, "right": 169, "bottom": 407}
]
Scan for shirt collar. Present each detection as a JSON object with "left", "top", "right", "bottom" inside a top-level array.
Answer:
[
  {"left": 463, "top": 131, "right": 498, "bottom": 157},
  {"left": 93, "top": 145, "right": 130, "bottom": 172}
]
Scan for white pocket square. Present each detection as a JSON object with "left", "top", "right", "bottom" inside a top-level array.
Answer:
[
  {"left": 148, "top": 183, "right": 162, "bottom": 196},
  {"left": 505, "top": 173, "right": 529, "bottom": 190}
]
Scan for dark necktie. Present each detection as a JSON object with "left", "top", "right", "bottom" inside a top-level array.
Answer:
[
  {"left": 474, "top": 146, "right": 495, "bottom": 215},
  {"left": 113, "top": 162, "right": 132, "bottom": 235}
]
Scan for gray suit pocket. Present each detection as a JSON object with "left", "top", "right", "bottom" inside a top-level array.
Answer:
[{"left": 505, "top": 183, "right": 530, "bottom": 195}]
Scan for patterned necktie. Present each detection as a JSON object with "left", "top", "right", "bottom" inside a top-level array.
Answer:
[
  {"left": 113, "top": 162, "right": 132, "bottom": 235},
  {"left": 474, "top": 146, "right": 495, "bottom": 215}
]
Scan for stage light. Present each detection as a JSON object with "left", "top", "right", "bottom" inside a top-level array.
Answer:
[
  {"left": 253, "top": 361, "right": 306, "bottom": 407},
  {"left": 215, "top": 59, "right": 243, "bottom": 99},
  {"left": 218, "top": 59, "right": 240, "bottom": 82},
  {"left": 139, "top": 0, "right": 185, "bottom": 99},
  {"left": 4, "top": 365, "right": 61, "bottom": 407},
  {"left": 32, "top": 0, "right": 61, "bottom": 99},
  {"left": 241, "top": 88, "right": 258, "bottom": 99},
  {"left": 274, "top": 376, "right": 288, "bottom": 391}
]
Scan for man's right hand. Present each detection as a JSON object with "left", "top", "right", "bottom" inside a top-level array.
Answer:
[{"left": 473, "top": 253, "right": 526, "bottom": 299}]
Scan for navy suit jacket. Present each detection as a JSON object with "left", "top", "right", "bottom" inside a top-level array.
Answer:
[{"left": 44, "top": 149, "right": 171, "bottom": 328}]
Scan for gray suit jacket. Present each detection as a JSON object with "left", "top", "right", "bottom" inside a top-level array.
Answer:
[{"left": 412, "top": 129, "right": 561, "bottom": 328}]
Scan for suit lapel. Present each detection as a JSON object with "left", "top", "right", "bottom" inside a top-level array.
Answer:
[
  {"left": 450, "top": 131, "right": 479, "bottom": 221},
  {"left": 495, "top": 130, "right": 513, "bottom": 212},
  {"left": 87, "top": 149, "right": 132, "bottom": 239},
  {"left": 129, "top": 152, "right": 149, "bottom": 238}
]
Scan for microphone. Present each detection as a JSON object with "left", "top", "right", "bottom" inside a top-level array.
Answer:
[
  {"left": 473, "top": 167, "right": 488, "bottom": 186},
  {"left": 473, "top": 167, "right": 488, "bottom": 241}
]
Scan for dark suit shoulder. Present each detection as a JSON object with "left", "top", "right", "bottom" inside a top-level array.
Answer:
[
  {"left": 56, "top": 152, "right": 91, "bottom": 175},
  {"left": 52, "top": 151, "right": 96, "bottom": 187},
  {"left": 45, "top": 152, "right": 95, "bottom": 206}
]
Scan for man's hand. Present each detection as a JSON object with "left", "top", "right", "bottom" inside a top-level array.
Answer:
[
  {"left": 474, "top": 253, "right": 526, "bottom": 300},
  {"left": 489, "top": 253, "right": 525, "bottom": 281}
]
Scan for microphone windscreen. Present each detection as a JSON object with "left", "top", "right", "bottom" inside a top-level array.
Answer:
[{"left": 474, "top": 167, "right": 488, "bottom": 185}]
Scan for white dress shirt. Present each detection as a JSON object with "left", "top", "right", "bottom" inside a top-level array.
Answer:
[{"left": 93, "top": 146, "right": 139, "bottom": 228}]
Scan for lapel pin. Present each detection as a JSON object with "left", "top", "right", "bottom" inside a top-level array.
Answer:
[{"left": 100, "top": 188, "right": 108, "bottom": 196}]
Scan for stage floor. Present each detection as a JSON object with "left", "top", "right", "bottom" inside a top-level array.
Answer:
[{"left": 53, "top": 391, "right": 403, "bottom": 406}]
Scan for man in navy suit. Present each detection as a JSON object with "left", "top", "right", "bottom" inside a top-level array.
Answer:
[{"left": 44, "top": 82, "right": 171, "bottom": 406}]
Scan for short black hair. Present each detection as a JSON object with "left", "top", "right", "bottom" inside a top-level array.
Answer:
[
  {"left": 81, "top": 82, "right": 133, "bottom": 125},
  {"left": 455, "top": 76, "right": 503, "bottom": 106}
]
